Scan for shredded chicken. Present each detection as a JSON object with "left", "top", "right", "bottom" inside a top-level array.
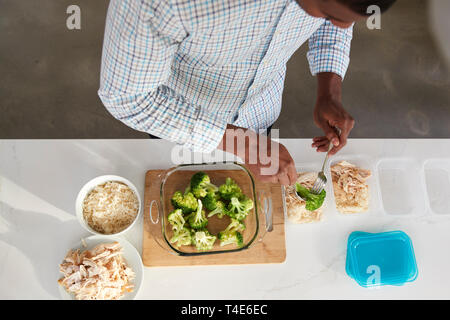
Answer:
[
  {"left": 331, "top": 161, "right": 371, "bottom": 214},
  {"left": 58, "top": 242, "right": 135, "bottom": 300},
  {"left": 285, "top": 172, "right": 323, "bottom": 224}
]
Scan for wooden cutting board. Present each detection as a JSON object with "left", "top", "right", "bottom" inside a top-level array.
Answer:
[{"left": 142, "top": 169, "right": 286, "bottom": 267}]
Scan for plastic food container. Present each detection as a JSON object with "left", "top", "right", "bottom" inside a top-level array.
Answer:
[
  {"left": 285, "top": 162, "right": 333, "bottom": 223},
  {"left": 345, "top": 231, "right": 418, "bottom": 287},
  {"left": 423, "top": 159, "right": 450, "bottom": 215},
  {"left": 295, "top": 154, "right": 450, "bottom": 218},
  {"left": 376, "top": 158, "right": 426, "bottom": 216},
  {"left": 148, "top": 162, "right": 273, "bottom": 256},
  {"left": 328, "top": 154, "right": 381, "bottom": 216}
]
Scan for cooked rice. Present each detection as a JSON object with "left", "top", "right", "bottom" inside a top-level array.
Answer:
[{"left": 83, "top": 181, "right": 139, "bottom": 234}]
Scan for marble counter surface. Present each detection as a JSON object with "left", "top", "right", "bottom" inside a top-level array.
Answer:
[{"left": 1, "top": 139, "right": 449, "bottom": 299}]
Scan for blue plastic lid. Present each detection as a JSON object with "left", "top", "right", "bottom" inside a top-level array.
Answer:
[{"left": 346, "top": 231, "right": 418, "bottom": 287}]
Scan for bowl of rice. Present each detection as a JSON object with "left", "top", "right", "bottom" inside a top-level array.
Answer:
[{"left": 75, "top": 175, "right": 141, "bottom": 236}]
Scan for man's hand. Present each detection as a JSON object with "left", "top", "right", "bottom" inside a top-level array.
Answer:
[
  {"left": 245, "top": 139, "right": 297, "bottom": 186},
  {"left": 312, "top": 72, "right": 354, "bottom": 155},
  {"left": 217, "top": 124, "right": 297, "bottom": 186},
  {"left": 313, "top": 96, "right": 354, "bottom": 155}
]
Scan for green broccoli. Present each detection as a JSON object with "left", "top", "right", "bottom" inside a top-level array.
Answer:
[
  {"left": 218, "top": 177, "right": 242, "bottom": 200},
  {"left": 167, "top": 209, "right": 185, "bottom": 231},
  {"left": 224, "top": 218, "right": 246, "bottom": 233},
  {"left": 218, "top": 230, "right": 244, "bottom": 247},
  {"left": 295, "top": 183, "right": 326, "bottom": 211},
  {"left": 192, "top": 230, "right": 217, "bottom": 251},
  {"left": 170, "top": 227, "right": 193, "bottom": 248},
  {"left": 207, "top": 200, "right": 227, "bottom": 218},
  {"left": 187, "top": 199, "right": 208, "bottom": 229},
  {"left": 171, "top": 190, "right": 198, "bottom": 214},
  {"left": 226, "top": 196, "right": 254, "bottom": 221},
  {"left": 190, "top": 172, "right": 218, "bottom": 198},
  {"left": 202, "top": 190, "right": 219, "bottom": 211}
]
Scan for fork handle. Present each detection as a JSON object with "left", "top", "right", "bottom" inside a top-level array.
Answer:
[
  {"left": 320, "top": 143, "right": 333, "bottom": 172},
  {"left": 321, "top": 127, "right": 341, "bottom": 172}
]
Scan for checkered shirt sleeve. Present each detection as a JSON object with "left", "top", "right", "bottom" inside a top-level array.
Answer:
[
  {"left": 98, "top": 0, "right": 228, "bottom": 153},
  {"left": 307, "top": 20, "right": 353, "bottom": 79}
]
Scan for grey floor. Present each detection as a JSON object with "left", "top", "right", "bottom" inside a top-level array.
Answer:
[{"left": 1, "top": 0, "right": 449, "bottom": 139}]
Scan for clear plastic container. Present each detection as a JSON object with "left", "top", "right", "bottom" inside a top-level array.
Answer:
[
  {"left": 376, "top": 158, "right": 426, "bottom": 216},
  {"left": 423, "top": 159, "right": 450, "bottom": 215},
  {"left": 285, "top": 162, "right": 332, "bottom": 222},
  {"left": 148, "top": 162, "right": 272, "bottom": 256},
  {"left": 327, "top": 155, "right": 381, "bottom": 216}
]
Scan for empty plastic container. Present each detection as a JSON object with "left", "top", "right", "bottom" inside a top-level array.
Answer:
[
  {"left": 423, "top": 159, "right": 450, "bottom": 215},
  {"left": 376, "top": 159, "right": 426, "bottom": 216}
]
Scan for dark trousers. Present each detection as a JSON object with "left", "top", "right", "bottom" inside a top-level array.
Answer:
[{"left": 148, "top": 124, "right": 273, "bottom": 139}]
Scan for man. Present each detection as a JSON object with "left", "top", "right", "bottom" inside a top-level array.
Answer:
[{"left": 98, "top": 0, "right": 395, "bottom": 185}]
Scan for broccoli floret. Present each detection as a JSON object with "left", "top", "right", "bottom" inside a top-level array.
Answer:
[
  {"left": 170, "top": 227, "right": 193, "bottom": 248},
  {"left": 190, "top": 172, "right": 218, "bottom": 198},
  {"left": 218, "top": 230, "right": 244, "bottom": 247},
  {"left": 226, "top": 196, "right": 254, "bottom": 221},
  {"left": 218, "top": 177, "right": 242, "bottom": 200},
  {"left": 167, "top": 209, "right": 185, "bottom": 231},
  {"left": 187, "top": 199, "right": 208, "bottom": 229},
  {"left": 192, "top": 230, "right": 217, "bottom": 251},
  {"left": 295, "top": 183, "right": 326, "bottom": 211},
  {"left": 224, "top": 218, "right": 246, "bottom": 233},
  {"left": 171, "top": 190, "right": 198, "bottom": 214},
  {"left": 207, "top": 200, "right": 227, "bottom": 218},
  {"left": 202, "top": 190, "right": 219, "bottom": 211}
]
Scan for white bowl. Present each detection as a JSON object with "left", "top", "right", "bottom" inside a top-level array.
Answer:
[
  {"left": 58, "top": 235, "right": 144, "bottom": 300},
  {"left": 75, "top": 175, "right": 142, "bottom": 236}
]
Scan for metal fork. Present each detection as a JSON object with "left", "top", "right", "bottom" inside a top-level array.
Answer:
[
  {"left": 292, "top": 128, "right": 341, "bottom": 200},
  {"left": 310, "top": 142, "right": 333, "bottom": 194},
  {"left": 309, "top": 127, "right": 342, "bottom": 194},
  {"left": 293, "top": 140, "right": 333, "bottom": 201}
]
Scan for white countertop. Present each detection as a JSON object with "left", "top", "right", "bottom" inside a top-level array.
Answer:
[{"left": 1, "top": 139, "right": 450, "bottom": 299}]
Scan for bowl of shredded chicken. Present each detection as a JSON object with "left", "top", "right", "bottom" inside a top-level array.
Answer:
[
  {"left": 76, "top": 175, "right": 141, "bottom": 236},
  {"left": 58, "top": 236, "right": 143, "bottom": 300}
]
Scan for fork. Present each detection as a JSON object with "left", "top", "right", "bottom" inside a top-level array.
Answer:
[
  {"left": 310, "top": 142, "right": 334, "bottom": 195},
  {"left": 292, "top": 139, "right": 333, "bottom": 202}
]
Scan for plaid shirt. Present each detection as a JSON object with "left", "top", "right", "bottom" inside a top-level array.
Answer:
[{"left": 98, "top": 0, "right": 353, "bottom": 152}]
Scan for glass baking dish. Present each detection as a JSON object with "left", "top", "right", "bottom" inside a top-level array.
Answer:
[{"left": 148, "top": 162, "right": 273, "bottom": 256}]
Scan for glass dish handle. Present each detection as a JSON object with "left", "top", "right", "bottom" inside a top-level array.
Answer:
[
  {"left": 149, "top": 199, "right": 160, "bottom": 224},
  {"left": 147, "top": 184, "right": 178, "bottom": 256},
  {"left": 257, "top": 189, "right": 273, "bottom": 243}
]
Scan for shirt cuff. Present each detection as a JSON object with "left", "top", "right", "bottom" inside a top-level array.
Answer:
[{"left": 307, "top": 48, "right": 350, "bottom": 79}]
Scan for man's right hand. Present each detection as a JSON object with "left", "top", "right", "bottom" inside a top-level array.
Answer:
[{"left": 217, "top": 124, "right": 297, "bottom": 186}]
